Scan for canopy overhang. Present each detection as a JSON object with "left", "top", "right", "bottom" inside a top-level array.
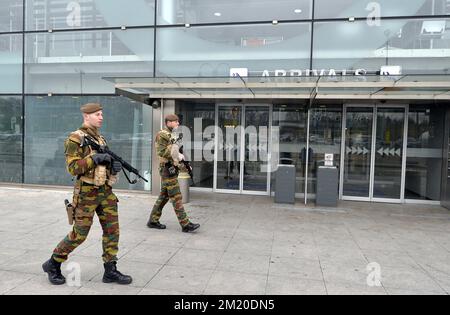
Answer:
[{"left": 104, "top": 75, "right": 450, "bottom": 102}]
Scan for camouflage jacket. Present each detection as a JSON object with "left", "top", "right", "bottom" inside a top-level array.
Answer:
[
  {"left": 155, "top": 127, "right": 175, "bottom": 165},
  {"left": 64, "top": 124, "right": 106, "bottom": 178}
]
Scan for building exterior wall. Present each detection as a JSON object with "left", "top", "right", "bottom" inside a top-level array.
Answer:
[{"left": 0, "top": 1, "right": 449, "bottom": 194}]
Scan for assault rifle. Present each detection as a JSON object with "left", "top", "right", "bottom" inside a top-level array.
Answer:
[{"left": 82, "top": 136, "right": 148, "bottom": 184}]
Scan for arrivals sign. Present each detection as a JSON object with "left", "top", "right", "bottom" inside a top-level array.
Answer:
[{"left": 230, "top": 66, "right": 402, "bottom": 77}]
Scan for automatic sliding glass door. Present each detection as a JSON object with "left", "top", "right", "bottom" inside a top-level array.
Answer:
[
  {"left": 373, "top": 108, "right": 406, "bottom": 201},
  {"left": 243, "top": 106, "right": 271, "bottom": 193},
  {"left": 215, "top": 104, "right": 271, "bottom": 195},
  {"left": 342, "top": 107, "right": 374, "bottom": 199},
  {"left": 216, "top": 105, "right": 242, "bottom": 191},
  {"left": 341, "top": 105, "right": 407, "bottom": 202}
]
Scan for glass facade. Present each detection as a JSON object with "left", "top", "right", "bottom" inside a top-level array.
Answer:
[
  {"left": 25, "top": 29, "right": 154, "bottom": 94},
  {"left": 25, "top": 0, "right": 155, "bottom": 31},
  {"left": 175, "top": 100, "right": 215, "bottom": 189},
  {"left": 156, "top": 23, "right": 311, "bottom": 77},
  {"left": 315, "top": 0, "right": 449, "bottom": 19},
  {"left": 0, "top": 0, "right": 23, "bottom": 32},
  {"left": 0, "top": 96, "right": 22, "bottom": 183},
  {"left": 313, "top": 18, "right": 450, "bottom": 74},
  {"left": 0, "top": 1, "right": 449, "bottom": 203},
  {"left": 0, "top": 34, "right": 22, "bottom": 94},
  {"left": 307, "top": 105, "right": 342, "bottom": 196},
  {"left": 405, "top": 105, "right": 445, "bottom": 200},
  {"left": 157, "top": 0, "right": 312, "bottom": 25},
  {"left": 342, "top": 107, "right": 374, "bottom": 197},
  {"left": 24, "top": 96, "right": 152, "bottom": 191},
  {"left": 273, "top": 104, "right": 308, "bottom": 195}
]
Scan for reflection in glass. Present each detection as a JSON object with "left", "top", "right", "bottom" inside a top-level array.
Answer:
[
  {"left": 315, "top": 0, "right": 447, "bottom": 19},
  {"left": 216, "top": 105, "right": 242, "bottom": 191},
  {"left": 0, "top": 34, "right": 22, "bottom": 94},
  {"left": 343, "top": 107, "right": 373, "bottom": 198},
  {"left": 25, "top": 0, "right": 155, "bottom": 31},
  {"left": 313, "top": 19, "right": 450, "bottom": 74},
  {"left": 0, "top": 0, "right": 23, "bottom": 32},
  {"left": 0, "top": 96, "right": 22, "bottom": 183},
  {"left": 307, "top": 106, "right": 342, "bottom": 196},
  {"left": 175, "top": 101, "right": 215, "bottom": 188},
  {"left": 157, "top": 0, "right": 312, "bottom": 25},
  {"left": 272, "top": 104, "right": 307, "bottom": 195},
  {"left": 25, "top": 29, "right": 154, "bottom": 94},
  {"left": 244, "top": 106, "right": 270, "bottom": 192},
  {"left": 373, "top": 108, "right": 405, "bottom": 199},
  {"left": 24, "top": 96, "right": 152, "bottom": 191},
  {"left": 405, "top": 105, "right": 444, "bottom": 200},
  {"left": 156, "top": 23, "right": 311, "bottom": 77}
]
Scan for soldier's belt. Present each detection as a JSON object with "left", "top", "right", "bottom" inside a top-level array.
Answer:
[{"left": 79, "top": 176, "right": 113, "bottom": 187}]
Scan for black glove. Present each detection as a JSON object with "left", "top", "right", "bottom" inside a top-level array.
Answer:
[
  {"left": 111, "top": 160, "right": 122, "bottom": 175},
  {"left": 92, "top": 153, "right": 112, "bottom": 165}
]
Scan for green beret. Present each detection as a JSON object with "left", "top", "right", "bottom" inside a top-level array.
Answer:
[{"left": 80, "top": 103, "right": 103, "bottom": 114}]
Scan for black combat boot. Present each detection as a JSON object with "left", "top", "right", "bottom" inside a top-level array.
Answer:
[
  {"left": 103, "top": 261, "right": 133, "bottom": 285},
  {"left": 42, "top": 257, "right": 66, "bottom": 285},
  {"left": 182, "top": 222, "right": 200, "bottom": 233},
  {"left": 147, "top": 221, "right": 166, "bottom": 230}
]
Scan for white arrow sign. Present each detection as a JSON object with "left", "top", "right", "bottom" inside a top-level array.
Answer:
[
  {"left": 347, "top": 147, "right": 370, "bottom": 155},
  {"left": 377, "top": 147, "right": 402, "bottom": 157}
]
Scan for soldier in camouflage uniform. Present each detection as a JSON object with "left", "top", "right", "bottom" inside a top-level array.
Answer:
[
  {"left": 147, "top": 114, "right": 200, "bottom": 233},
  {"left": 42, "top": 103, "right": 132, "bottom": 286}
]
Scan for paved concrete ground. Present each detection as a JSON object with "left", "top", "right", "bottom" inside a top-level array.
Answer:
[{"left": 0, "top": 186, "right": 449, "bottom": 295}]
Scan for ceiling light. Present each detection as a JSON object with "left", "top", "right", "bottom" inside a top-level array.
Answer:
[
  {"left": 294, "top": 9, "right": 302, "bottom": 14},
  {"left": 214, "top": 12, "right": 222, "bottom": 17}
]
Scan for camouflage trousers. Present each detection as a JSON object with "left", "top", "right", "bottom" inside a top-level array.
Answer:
[
  {"left": 150, "top": 176, "right": 189, "bottom": 227},
  {"left": 53, "top": 183, "right": 120, "bottom": 264}
]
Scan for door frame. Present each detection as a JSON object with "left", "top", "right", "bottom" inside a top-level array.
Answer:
[
  {"left": 213, "top": 103, "right": 272, "bottom": 196},
  {"left": 340, "top": 103, "right": 409, "bottom": 203}
]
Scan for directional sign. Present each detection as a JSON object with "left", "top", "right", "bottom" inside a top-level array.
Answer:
[
  {"left": 346, "top": 147, "right": 369, "bottom": 155},
  {"left": 377, "top": 147, "right": 401, "bottom": 157}
]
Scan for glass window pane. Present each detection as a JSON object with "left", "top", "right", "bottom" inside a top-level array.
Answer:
[
  {"left": 0, "top": 34, "right": 22, "bottom": 94},
  {"left": 0, "top": 96, "right": 22, "bottom": 183},
  {"left": 315, "top": 0, "right": 448, "bottom": 19},
  {"left": 0, "top": 0, "right": 22, "bottom": 32},
  {"left": 343, "top": 107, "right": 373, "bottom": 198},
  {"left": 243, "top": 105, "right": 270, "bottom": 192},
  {"left": 216, "top": 105, "right": 242, "bottom": 191},
  {"left": 307, "top": 106, "right": 342, "bottom": 197},
  {"left": 313, "top": 19, "right": 450, "bottom": 74},
  {"left": 405, "top": 105, "right": 445, "bottom": 201},
  {"left": 25, "top": 29, "right": 154, "bottom": 94},
  {"left": 175, "top": 100, "right": 215, "bottom": 189},
  {"left": 272, "top": 104, "right": 308, "bottom": 196},
  {"left": 373, "top": 108, "right": 405, "bottom": 200},
  {"left": 26, "top": 0, "right": 155, "bottom": 31},
  {"left": 157, "top": 0, "right": 312, "bottom": 25},
  {"left": 24, "top": 96, "right": 152, "bottom": 191},
  {"left": 157, "top": 23, "right": 311, "bottom": 77}
]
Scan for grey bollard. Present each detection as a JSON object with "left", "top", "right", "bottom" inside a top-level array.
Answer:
[{"left": 178, "top": 172, "right": 190, "bottom": 204}]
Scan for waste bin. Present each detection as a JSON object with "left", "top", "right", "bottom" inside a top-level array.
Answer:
[
  {"left": 316, "top": 166, "right": 339, "bottom": 207},
  {"left": 275, "top": 165, "right": 296, "bottom": 204},
  {"left": 178, "top": 172, "right": 190, "bottom": 204}
]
